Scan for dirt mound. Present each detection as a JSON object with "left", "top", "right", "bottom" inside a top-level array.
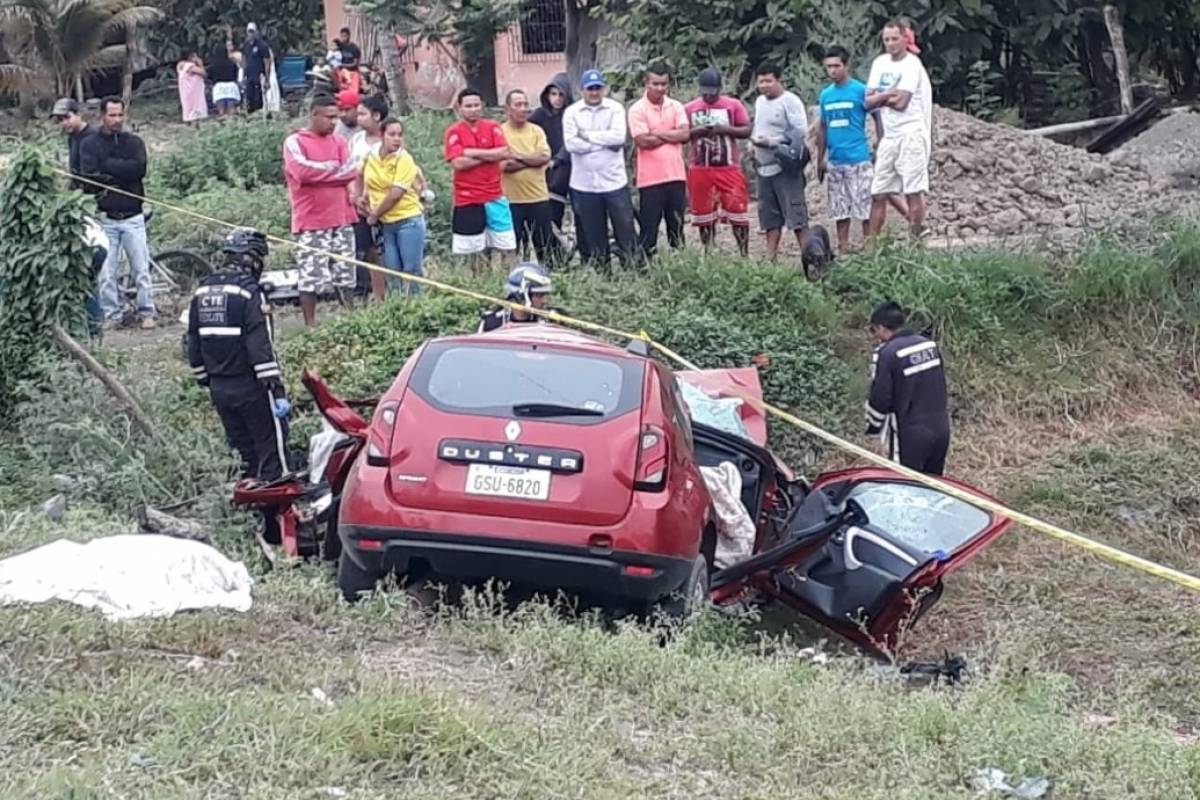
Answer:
[
  {"left": 804, "top": 106, "right": 1195, "bottom": 241},
  {"left": 1121, "top": 109, "right": 1200, "bottom": 186}
]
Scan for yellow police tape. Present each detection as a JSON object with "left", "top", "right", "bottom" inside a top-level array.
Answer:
[{"left": 51, "top": 167, "right": 1200, "bottom": 595}]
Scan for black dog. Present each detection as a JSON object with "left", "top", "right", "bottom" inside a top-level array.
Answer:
[{"left": 801, "top": 224, "right": 834, "bottom": 280}]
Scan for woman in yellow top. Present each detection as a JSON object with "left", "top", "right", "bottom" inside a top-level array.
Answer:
[{"left": 363, "top": 118, "right": 428, "bottom": 295}]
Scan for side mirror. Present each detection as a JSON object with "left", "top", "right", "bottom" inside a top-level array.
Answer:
[{"left": 626, "top": 339, "right": 650, "bottom": 357}]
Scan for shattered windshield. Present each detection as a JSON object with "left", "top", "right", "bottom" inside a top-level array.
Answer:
[{"left": 847, "top": 482, "right": 993, "bottom": 554}]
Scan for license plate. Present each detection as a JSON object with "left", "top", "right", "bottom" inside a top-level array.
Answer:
[{"left": 465, "top": 464, "right": 552, "bottom": 501}]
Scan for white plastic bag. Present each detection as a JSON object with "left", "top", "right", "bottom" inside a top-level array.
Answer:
[{"left": 265, "top": 70, "right": 282, "bottom": 114}]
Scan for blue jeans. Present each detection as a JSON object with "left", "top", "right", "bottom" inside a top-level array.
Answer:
[
  {"left": 381, "top": 215, "right": 426, "bottom": 295},
  {"left": 98, "top": 214, "right": 154, "bottom": 320}
]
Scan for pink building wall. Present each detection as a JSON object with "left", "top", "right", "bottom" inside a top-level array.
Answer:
[{"left": 322, "top": 0, "right": 566, "bottom": 109}]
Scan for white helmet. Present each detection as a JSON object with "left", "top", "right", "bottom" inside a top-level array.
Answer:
[{"left": 504, "top": 262, "right": 552, "bottom": 306}]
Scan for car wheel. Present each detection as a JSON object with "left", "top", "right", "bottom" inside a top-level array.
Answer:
[
  {"left": 657, "top": 555, "right": 710, "bottom": 620},
  {"left": 336, "top": 551, "right": 378, "bottom": 603}
]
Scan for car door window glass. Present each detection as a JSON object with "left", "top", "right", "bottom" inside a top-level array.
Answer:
[{"left": 846, "top": 482, "right": 992, "bottom": 554}]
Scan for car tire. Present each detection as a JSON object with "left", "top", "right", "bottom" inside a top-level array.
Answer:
[
  {"left": 657, "top": 555, "right": 710, "bottom": 620},
  {"left": 337, "top": 551, "right": 378, "bottom": 603}
]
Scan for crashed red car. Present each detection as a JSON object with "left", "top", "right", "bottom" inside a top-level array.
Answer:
[{"left": 241, "top": 324, "right": 1011, "bottom": 656}]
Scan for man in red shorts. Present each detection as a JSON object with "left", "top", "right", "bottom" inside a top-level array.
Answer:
[{"left": 685, "top": 68, "right": 752, "bottom": 256}]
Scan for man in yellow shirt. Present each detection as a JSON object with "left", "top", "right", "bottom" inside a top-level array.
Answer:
[{"left": 501, "top": 90, "right": 559, "bottom": 264}]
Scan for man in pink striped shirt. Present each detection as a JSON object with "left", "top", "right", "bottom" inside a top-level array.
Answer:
[{"left": 283, "top": 94, "right": 359, "bottom": 326}]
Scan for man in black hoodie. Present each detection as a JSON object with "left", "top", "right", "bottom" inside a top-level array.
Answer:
[
  {"left": 78, "top": 96, "right": 155, "bottom": 330},
  {"left": 529, "top": 73, "right": 574, "bottom": 236}
]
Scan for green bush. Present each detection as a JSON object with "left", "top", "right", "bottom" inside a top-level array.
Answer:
[
  {"left": 150, "top": 119, "right": 291, "bottom": 196},
  {"left": 1068, "top": 237, "right": 1171, "bottom": 311},
  {"left": 13, "top": 356, "right": 233, "bottom": 511},
  {"left": 827, "top": 244, "right": 1061, "bottom": 359},
  {"left": 152, "top": 181, "right": 293, "bottom": 259},
  {"left": 0, "top": 149, "right": 94, "bottom": 425}
]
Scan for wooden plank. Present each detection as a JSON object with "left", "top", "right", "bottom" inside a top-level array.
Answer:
[
  {"left": 1024, "top": 114, "right": 1126, "bottom": 137},
  {"left": 1103, "top": 5, "right": 1134, "bottom": 115},
  {"left": 1086, "top": 96, "right": 1161, "bottom": 154}
]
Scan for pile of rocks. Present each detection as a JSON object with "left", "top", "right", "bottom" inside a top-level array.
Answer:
[
  {"left": 803, "top": 106, "right": 1196, "bottom": 241},
  {"left": 1120, "top": 109, "right": 1200, "bottom": 186}
]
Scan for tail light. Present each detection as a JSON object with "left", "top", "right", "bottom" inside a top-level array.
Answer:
[
  {"left": 366, "top": 401, "right": 399, "bottom": 467},
  {"left": 634, "top": 423, "right": 668, "bottom": 492}
]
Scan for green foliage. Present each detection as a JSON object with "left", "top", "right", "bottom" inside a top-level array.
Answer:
[
  {"left": 0, "top": 0, "right": 162, "bottom": 98},
  {"left": 827, "top": 244, "right": 1060, "bottom": 358},
  {"left": 147, "top": 0, "right": 323, "bottom": 65},
  {"left": 152, "top": 183, "right": 292, "bottom": 258},
  {"left": 149, "top": 119, "right": 290, "bottom": 196},
  {"left": 963, "top": 60, "right": 1004, "bottom": 121},
  {"left": 12, "top": 355, "right": 234, "bottom": 511},
  {"left": 280, "top": 292, "right": 481, "bottom": 398},
  {"left": 352, "top": 0, "right": 520, "bottom": 92},
  {"left": 0, "top": 148, "right": 93, "bottom": 424},
  {"left": 1042, "top": 69, "right": 1095, "bottom": 125},
  {"left": 603, "top": 0, "right": 824, "bottom": 97}
]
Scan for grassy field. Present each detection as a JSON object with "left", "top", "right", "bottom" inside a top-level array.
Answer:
[{"left": 1, "top": 103, "right": 1199, "bottom": 796}]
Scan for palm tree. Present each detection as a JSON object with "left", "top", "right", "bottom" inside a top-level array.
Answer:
[{"left": 0, "top": 0, "right": 162, "bottom": 102}]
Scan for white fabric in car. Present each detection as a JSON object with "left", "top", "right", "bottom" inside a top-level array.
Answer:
[{"left": 701, "top": 461, "right": 756, "bottom": 569}]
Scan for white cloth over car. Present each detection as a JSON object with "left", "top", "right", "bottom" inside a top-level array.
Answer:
[
  {"left": 700, "top": 462, "right": 756, "bottom": 569},
  {"left": 0, "top": 534, "right": 254, "bottom": 620}
]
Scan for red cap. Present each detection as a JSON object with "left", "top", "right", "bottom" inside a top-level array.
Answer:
[
  {"left": 335, "top": 89, "right": 361, "bottom": 109},
  {"left": 904, "top": 28, "right": 921, "bottom": 55}
]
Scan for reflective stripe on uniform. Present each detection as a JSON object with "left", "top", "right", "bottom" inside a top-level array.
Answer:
[
  {"left": 194, "top": 284, "right": 253, "bottom": 300},
  {"left": 265, "top": 388, "right": 289, "bottom": 474},
  {"left": 903, "top": 358, "right": 942, "bottom": 377},
  {"left": 198, "top": 326, "right": 242, "bottom": 336},
  {"left": 896, "top": 341, "right": 938, "bottom": 358}
]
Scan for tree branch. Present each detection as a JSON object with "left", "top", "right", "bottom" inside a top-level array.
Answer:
[{"left": 52, "top": 324, "right": 161, "bottom": 442}]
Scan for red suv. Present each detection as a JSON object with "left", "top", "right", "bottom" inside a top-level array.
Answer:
[
  {"left": 334, "top": 325, "right": 714, "bottom": 610},
  {"left": 268, "top": 325, "right": 1011, "bottom": 657}
]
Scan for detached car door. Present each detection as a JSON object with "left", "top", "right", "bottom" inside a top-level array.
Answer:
[{"left": 714, "top": 467, "right": 1012, "bottom": 656}]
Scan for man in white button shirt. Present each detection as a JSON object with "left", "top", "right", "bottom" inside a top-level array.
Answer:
[
  {"left": 866, "top": 19, "right": 933, "bottom": 239},
  {"left": 563, "top": 69, "right": 637, "bottom": 269}
]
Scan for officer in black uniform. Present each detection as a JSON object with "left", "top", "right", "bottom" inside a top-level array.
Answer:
[
  {"left": 188, "top": 228, "right": 291, "bottom": 481},
  {"left": 478, "top": 262, "right": 553, "bottom": 333},
  {"left": 864, "top": 300, "right": 951, "bottom": 475}
]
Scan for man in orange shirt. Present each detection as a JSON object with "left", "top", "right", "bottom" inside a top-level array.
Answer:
[{"left": 628, "top": 63, "right": 690, "bottom": 260}]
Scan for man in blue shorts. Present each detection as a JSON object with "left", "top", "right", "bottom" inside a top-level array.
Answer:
[{"left": 444, "top": 88, "right": 516, "bottom": 260}]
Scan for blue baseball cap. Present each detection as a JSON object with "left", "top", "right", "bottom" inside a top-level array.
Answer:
[{"left": 580, "top": 69, "right": 606, "bottom": 89}]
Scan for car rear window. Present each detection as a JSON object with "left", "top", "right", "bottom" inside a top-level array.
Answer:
[{"left": 410, "top": 343, "right": 644, "bottom": 423}]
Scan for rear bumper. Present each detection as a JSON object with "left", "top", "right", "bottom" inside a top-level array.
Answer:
[{"left": 341, "top": 525, "right": 694, "bottom": 603}]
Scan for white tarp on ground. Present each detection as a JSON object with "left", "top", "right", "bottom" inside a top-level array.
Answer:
[
  {"left": 700, "top": 462, "right": 756, "bottom": 569},
  {"left": 0, "top": 534, "right": 253, "bottom": 620}
]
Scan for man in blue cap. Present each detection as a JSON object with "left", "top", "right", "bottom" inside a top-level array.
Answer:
[{"left": 562, "top": 68, "right": 637, "bottom": 270}]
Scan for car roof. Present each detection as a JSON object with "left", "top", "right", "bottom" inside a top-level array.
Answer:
[{"left": 436, "top": 323, "right": 646, "bottom": 362}]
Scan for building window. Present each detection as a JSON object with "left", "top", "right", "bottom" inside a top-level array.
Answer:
[{"left": 513, "top": 0, "right": 565, "bottom": 60}]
